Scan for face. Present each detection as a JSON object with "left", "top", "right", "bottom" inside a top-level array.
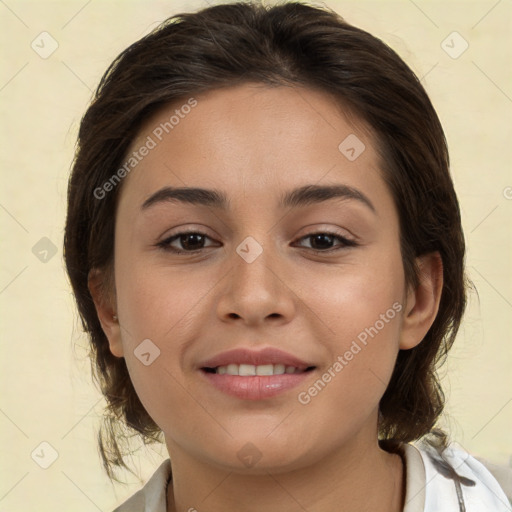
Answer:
[{"left": 98, "top": 83, "right": 427, "bottom": 474}]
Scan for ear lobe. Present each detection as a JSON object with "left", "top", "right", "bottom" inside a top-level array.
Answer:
[
  {"left": 399, "top": 252, "right": 444, "bottom": 350},
  {"left": 88, "top": 268, "right": 124, "bottom": 358}
]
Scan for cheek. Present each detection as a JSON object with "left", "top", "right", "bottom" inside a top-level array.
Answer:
[
  {"left": 113, "top": 255, "right": 215, "bottom": 418},
  {"left": 115, "top": 257, "right": 210, "bottom": 345},
  {"left": 296, "top": 252, "right": 405, "bottom": 416},
  {"left": 112, "top": 263, "right": 202, "bottom": 432},
  {"left": 309, "top": 249, "right": 405, "bottom": 337}
]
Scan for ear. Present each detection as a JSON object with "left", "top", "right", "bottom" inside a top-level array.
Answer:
[
  {"left": 399, "top": 252, "right": 443, "bottom": 350},
  {"left": 88, "top": 268, "right": 124, "bottom": 358}
]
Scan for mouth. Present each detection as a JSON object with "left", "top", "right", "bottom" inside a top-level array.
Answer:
[
  {"left": 198, "top": 347, "right": 317, "bottom": 400},
  {"left": 202, "top": 364, "right": 315, "bottom": 376}
]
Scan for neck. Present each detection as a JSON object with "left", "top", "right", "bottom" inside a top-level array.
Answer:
[{"left": 165, "top": 432, "right": 405, "bottom": 512}]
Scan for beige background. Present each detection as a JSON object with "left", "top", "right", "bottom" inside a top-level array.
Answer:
[{"left": 1, "top": 0, "right": 511, "bottom": 510}]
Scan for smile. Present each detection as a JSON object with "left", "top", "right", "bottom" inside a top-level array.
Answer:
[
  {"left": 198, "top": 347, "right": 316, "bottom": 400},
  {"left": 203, "top": 363, "right": 311, "bottom": 376}
]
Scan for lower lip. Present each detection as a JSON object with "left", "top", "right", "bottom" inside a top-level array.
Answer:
[{"left": 201, "top": 370, "right": 313, "bottom": 400}]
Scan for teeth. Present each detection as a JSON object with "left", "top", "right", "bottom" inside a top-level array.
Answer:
[
  {"left": 256, "top": 364, "right": 273, "bottom": 376},
  {"left": 214, "top": 364, "right": 301, "bottom": 376},
  {"left": 226, "top": 364, "right": 239, "bottom": 375},
  {"left": 239, "top": 364, "right": 256, "bottom": 376},
  {"left": 274, "top": 364, "right": 285, "bottom": 375}
]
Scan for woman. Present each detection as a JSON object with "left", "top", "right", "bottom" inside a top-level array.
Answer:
[{"left": 63, "top": 2, "right": 511, "bottom": 511}]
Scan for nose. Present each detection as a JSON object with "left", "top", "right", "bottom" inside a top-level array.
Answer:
[{"left": 215, "top": 237, "right": 296, "bottom": 328}]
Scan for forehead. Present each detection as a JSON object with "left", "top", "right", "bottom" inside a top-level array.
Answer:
[{"left": 118, "top": 83, "right": 389, "bottom": 214}]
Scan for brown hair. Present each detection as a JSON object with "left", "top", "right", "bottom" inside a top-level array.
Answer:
[{"left": 63, "top": 0, "right": 468, "bottom": 479}]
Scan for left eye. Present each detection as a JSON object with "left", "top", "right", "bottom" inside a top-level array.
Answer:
[
  {"left": 294, "top": 232, "right": 357, "bottom": 252},
  {"left": 157, "top": 231, "right": 357, "bottom": 254}
]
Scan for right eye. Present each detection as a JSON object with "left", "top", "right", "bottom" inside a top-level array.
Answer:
[{"left": 156, "top": 231, "right": 219, "bottom": 254}]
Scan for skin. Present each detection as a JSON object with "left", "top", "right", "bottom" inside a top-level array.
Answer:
[{"left": 90, "top": 83, "right": 443, "bottom": 512}]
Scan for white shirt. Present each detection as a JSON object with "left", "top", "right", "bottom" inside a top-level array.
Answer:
[{"left": 113, "top": 442, "right": 512, "bottom": 511}]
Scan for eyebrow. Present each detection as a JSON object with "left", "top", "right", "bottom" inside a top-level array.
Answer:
[{"left": 141, "top": 184, "right": 376, "bottom": 214}]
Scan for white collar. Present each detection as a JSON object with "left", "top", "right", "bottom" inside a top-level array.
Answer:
[{"left": 113, "top": 442, "right": 511, "bottom": 512}]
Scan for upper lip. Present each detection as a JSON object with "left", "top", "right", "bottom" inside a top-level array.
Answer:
[{"left": 199, "top": 347, "right": 314, "bottom": 370}]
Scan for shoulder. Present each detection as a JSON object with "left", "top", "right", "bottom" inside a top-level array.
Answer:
[
  {"left": 112, "top": 459, "right": 172, "bottom": 512},
  {"left": 408, "top": 440, "right": 511, "bottom": 512},
  {"left": 473, "top": 456, "right": 512, "bottom": 503}
]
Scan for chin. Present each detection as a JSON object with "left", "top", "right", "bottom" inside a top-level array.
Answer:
[{"left": 198, "top": 432, "right": 319, "bottom": 475}]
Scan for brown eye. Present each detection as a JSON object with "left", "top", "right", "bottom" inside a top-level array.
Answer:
[
  {"left": 157, "top": 231, "right": 217, "bottom": 253},
  {"left": 177, "top": 233, "right": 206, "bottom": 251},
  {"left": 296, "top": 232, "right": 357, "bottom": 252}
]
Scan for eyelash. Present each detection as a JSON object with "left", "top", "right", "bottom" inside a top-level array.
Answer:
[{"left": 156, "top": 230, "right": 358, "bottom": 255}]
